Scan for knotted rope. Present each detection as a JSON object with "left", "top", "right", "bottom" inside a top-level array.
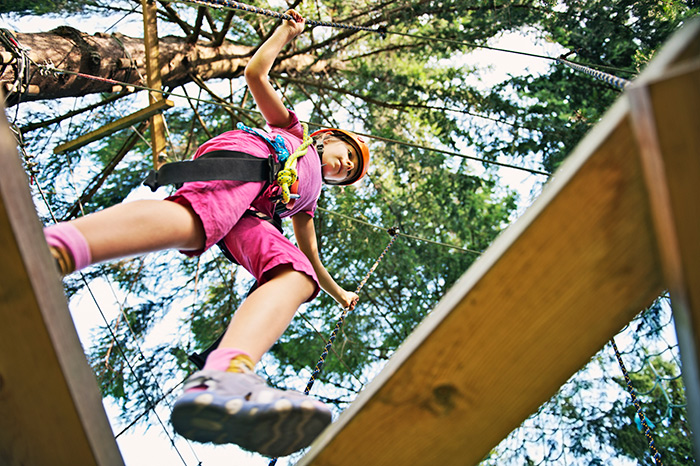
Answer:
[{"left": 269, "top": 227, "right": 400, "bottom": 465}]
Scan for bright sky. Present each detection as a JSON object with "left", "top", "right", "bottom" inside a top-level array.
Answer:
[{"left": 2, "top": 6, "right": 565, "bottom": 466}]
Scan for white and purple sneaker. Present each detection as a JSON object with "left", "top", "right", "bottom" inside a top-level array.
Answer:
[{"left": 171, "top": 369, "right": 332, "bottom": 457}]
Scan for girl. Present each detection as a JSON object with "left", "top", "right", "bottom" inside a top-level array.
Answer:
[{"left": 44, "top": 10, "right": 370, "bottom": 458}]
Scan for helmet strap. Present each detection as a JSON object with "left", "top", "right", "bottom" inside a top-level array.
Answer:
[{"left": 316, "top": 141, "right": 330, "bottom": 183}]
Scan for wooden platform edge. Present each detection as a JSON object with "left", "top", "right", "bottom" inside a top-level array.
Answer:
[
  {"left": 296, "top": 19, "right": 700, "bottom": 466},
  {"left": 297, "top": 83, "right": 640, "bottom": 466},
  {"left": 0, "top": 107, "right": 125, "bottom": 465}
]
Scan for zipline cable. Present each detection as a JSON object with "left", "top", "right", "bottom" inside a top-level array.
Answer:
[
  {"left": 162, "top": 0, "right": 637, "bottom": 76},
  {"left": 162, "top": 0, "right": 387, "bottom": 34},
  {"left": 30, "top": 63, "right": 547, "bottom": 177}
]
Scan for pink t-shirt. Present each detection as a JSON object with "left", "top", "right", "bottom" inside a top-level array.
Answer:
[{"left": 192, "top": 111, "right": 322, "bottom": 218}]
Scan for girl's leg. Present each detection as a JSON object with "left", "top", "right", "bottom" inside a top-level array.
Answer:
[
  {"left": 47, "top": 199, "right": 205, "bottom": 272},
  {"left": 218, "top": 265, "right": 316, "bottom": 363},
  {"left": 171, "top": 266, "right": 329, "bottom": 457}
]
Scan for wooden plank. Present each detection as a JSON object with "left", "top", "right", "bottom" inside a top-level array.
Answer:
[
  {"left": 297, "top": 20, "right": 700, "bottom": 466},
  {"left": 628, "top": 59, "right": 700, "bottom": 458},
  {"left": 0, "top": 107, "right": 124, "bottom": 464},
  {"left": 53, "top": 98, "right": 174, "bottom": 154},
  {"left": 142, "top": 0, "right": 168, "bottom": 169}
]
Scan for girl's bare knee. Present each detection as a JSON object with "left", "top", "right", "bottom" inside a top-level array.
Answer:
[{"left": 267, "top": 265, "right": 316, "bottom": 299}]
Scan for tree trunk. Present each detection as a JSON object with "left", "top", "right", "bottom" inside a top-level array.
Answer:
[{"left": 1, "top": 26, "right": 329, "bottom": 105}]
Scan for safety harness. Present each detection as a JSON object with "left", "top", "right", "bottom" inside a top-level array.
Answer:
[
  {"left": 144, "top": 122, "right": 312, "bottom": 206},
  {"left": 144, "top": 122, "right": 313, "bottom": 263}
]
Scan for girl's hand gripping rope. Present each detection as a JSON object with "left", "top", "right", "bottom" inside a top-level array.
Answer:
[
  {"left": 282, "top": 9, "right": 305, "bottom": 37},
  {"left": 337, "top": 289, "right": 359, "bottom": 310}
]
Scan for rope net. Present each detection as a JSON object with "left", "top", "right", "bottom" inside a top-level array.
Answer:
[{"left": 481, "top": 295, "right": 692, "bottom": 466}]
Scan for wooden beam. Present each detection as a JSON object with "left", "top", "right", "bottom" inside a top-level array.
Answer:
[
  {"left": 629, "top": 59, "right": 700, "bottom": 459},
  {"left": 53, "top": 99, "right": 173, "bottom": 154},
  {"left": 142, "top": 0, "right": 168, "bottom": 169},
  {"left": 0, "top": 106, "right": 124, "bottom": 464},
  {"left": 297, "top": 20, "right": 700, "bottom": 466}
]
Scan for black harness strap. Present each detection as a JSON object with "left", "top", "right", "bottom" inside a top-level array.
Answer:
[{"left": 143, "top": 150, "right": 281, "bottom": 192}]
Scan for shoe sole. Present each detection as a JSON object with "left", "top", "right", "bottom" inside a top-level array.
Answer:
[{"left": 171, "top": 391, "right": 332, "bottom": 457}]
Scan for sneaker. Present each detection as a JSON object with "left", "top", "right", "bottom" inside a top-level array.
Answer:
[
  {"left": 49, "top": 245, "right": 74, "bottom": 275},
  {"left": 170, "top": 369, "right": 332, "bottom": 457}
]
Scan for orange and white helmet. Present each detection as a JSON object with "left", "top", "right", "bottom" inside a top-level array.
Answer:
[{"left": 311, "top": 128, "right": 370, "bottom": 185}]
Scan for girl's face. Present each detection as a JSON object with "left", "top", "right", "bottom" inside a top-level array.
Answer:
[{"left": 320, "top": 137, "right": 360, "bottom": 184}]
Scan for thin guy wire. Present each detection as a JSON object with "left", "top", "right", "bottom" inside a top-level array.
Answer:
[
  {"left": 317, "top": 207, "right": 482, "bottom": 255},
  {"left": 30, "top": 153, "right": 200, "bottom": 465},
  {"left": 611, "top": 338, "right": 664, "bottom": 465},
  {"left": 79, "top": 274, "right": 191, "bottom": 466}
]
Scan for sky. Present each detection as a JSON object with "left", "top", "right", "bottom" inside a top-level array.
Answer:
[{"left": 2, "top": 5, "right": 567, "bottom": 466}]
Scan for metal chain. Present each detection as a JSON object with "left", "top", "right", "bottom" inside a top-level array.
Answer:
[
  {"left": 268, "top": 226, "right": 399, "bottom": 465},
  {"left": 611, "top": 338, "right": 663, "bottom": 465}
]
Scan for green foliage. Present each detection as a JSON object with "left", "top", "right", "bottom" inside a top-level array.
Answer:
[{"left": 472, "top": 0, "right": 699, "bottom": 171}]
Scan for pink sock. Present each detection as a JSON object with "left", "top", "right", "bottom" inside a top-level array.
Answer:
[
  {"left": 184, "top": 348, "right": 251, "bottom": 393},
  {"left": 44, "top": 223, "right": 92, "bottom": 271},
  {"left": 203, "top": 348, "right": 249, "bottom": 372}
]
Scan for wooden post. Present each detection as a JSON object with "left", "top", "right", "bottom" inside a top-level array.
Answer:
[
  {"left": 53, "top": 99, "right": 173, "bottom": 154},
  {"left": 142, "top": 0, "right": 168, "bottom": 168},
  {"left": 0, "top": 104, "right": 125, "bottom": 465}
]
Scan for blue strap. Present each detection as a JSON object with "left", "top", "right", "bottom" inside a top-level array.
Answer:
[{"left": 236, "top": 122, "right": 291, "bottom": 162}]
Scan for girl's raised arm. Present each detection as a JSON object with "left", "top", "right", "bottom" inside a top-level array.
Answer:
[{"left": 244, "top": 10, "right": 305, "bottom": 128}]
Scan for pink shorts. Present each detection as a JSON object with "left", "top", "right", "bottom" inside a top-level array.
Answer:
[{"left": 167, "top": 179, "right": 319, "bottom": 300}]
